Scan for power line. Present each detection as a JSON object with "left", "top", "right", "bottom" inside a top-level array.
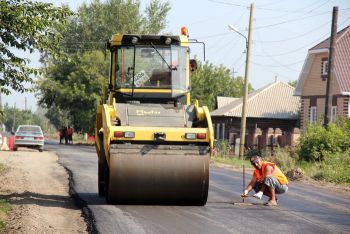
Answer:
[
  {"left": 254, "top": 11, "right": 331, "bottom": 30},
  {"left": 215, "top": 37, "right": 242, "bottom": 62},
  {"left": 252, "top": 17, "right": 350, "bottom": 57},
  {"left": 197, "top": 32, "right": 231, "bottom": 40},
  {"left": 207, "top": 0, "right": 335, "bottom": 14},
  {"left": 168, "top": 6, "right": 248, "bottom": 33},
  {"left": 236, "top": 60, "right": 245, "bottom": 74},
  {"left": 253, "top": 30, "right": 305, "bottom": 72},
  {"left": 254, "top": 20, "right": 331, "bottom": 43},
  {"left": 251, "top": 59, "right": 304, "bottom": 69},
  {"left": 252, "top": 62, "right": 294, "bottom": 81},
  {"left": 197, "top": 9, "right": 248, "bottom": 40},
  {"left": 255, "top": 0, "right": 289, "bottom": 8},
  {"left": 256, "top": 0, "right": 329, "bottom": 21}
]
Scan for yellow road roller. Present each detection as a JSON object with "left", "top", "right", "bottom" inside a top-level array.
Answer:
[{"left": 95, "top": 28, "right": 213, "bottom": 205}]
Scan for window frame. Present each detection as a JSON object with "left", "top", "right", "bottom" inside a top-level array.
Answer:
[
  {"left": 310, "top": 106, "right": 317, "bottom": 123},
  {"left": 321, "top": 59, "right": 329, "bottom": 76},
  {"left": 331, "top": 106, "right": 337, "bottom": 122}
]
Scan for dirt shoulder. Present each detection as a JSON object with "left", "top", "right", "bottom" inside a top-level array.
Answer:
[{"left": 0, "top": 149, "right": 87, "bottom": 233}]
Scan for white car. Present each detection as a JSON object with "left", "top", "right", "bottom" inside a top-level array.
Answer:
[{"left": 14, "top": 125, "right": 44, "bottom": 152}]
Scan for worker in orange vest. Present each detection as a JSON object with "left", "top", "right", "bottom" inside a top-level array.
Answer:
[{"left": 242, "top": 156, "right": 288, "bottom": 206}]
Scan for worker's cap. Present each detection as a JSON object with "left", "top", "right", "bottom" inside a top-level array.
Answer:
[{"left": 250, "top": 156, "right": 262, "bottom": 165}]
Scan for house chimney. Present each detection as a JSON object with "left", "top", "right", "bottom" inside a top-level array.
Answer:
[{"left": 274, "top": 76, "right": 278, "bottom": 82}]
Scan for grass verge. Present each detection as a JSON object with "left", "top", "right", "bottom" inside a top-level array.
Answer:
[
  {"left": 0, "top": 163, "right": 11, "bottom": 232},
  {"left": 0, "top": 200, "right": 11, "bottom": 231},
  {"left": 213, "top": 148, "right": 350, "bottom": 186},
  {"left": 213, "top": 156, "right": 251, "bottom": 170}
]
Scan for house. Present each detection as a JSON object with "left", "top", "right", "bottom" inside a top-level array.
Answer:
[
  {"left": 211, "top": 81, "right": 300, "bottom": 151},
  {"left": 294, "top": 26, "right": 350, "bottom": 129},
  {"left": 216, "top": 96, "right": 238, "bottom": 108}
]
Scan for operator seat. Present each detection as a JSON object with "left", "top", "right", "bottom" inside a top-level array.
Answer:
[{"left": 150, "top": 69, "right": 171, "bottom": 86}]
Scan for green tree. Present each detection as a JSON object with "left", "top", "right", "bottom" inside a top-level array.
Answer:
[
  {"left": 191, "top": 61, "right": 251, "bottom": 111},
  {"left": 38, "top": 51, "right": 109, "bottom": 133},
  {"left": 288, "top": 80, "right": 298, "bottom": 88},
  {"left": 38, "top": 0, "right": 171, "bottom": 132},
  {"left": 0, "top": 0, "right": 73, "bottom": 95},
  {"left": 2, "top": 104, "right": 47, "bottom": 132},
  {"left": 143, "top": 0, "right": 171, "bottom": 34},
  {"left": 59, "top": 0, "right": 171, "bottom": 52}
]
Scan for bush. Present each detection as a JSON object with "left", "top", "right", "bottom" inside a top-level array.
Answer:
[
  {"left": 245, "top": 148, "right": 261, "bottom": 157},
  {"left": 270, "top": 147, "right": 299, "bottom": 172},
  {"left": 214, "top": 139, "right": 231, "bottom": 157},
  {"left": 298, "top": 121, "right": 349, "bottom": 161}
]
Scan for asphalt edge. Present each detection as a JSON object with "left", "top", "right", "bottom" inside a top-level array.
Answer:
[{"left": 63, "top": 165, "right": 98, "bottom": 234}]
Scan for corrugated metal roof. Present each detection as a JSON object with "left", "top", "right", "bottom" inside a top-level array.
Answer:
[
  {"left": 211, "top": 81, "right": 300, "bottom": 119},
  {"left": 216, "top": 96, "right": 238, "bottom": 108},
  {"left": 296, "top": 25, "right": 350, "bottom": 94}
]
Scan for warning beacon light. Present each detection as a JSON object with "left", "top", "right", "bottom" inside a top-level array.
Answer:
[{"left": 181, "top": 26, "right": 189, "bottom": 37}]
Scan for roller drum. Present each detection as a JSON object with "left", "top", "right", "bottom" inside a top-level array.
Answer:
[{"left": 107, "top": 144, "right": 209, "bottom": 205}]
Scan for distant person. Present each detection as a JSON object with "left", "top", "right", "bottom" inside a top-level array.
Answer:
[
  {"left": 189, "top": 59, "right": 197, "bottom": 72},
  {"left": 64, "top": 127, "right": 68, "bottom": 144},
  {"left": 67, "top": 126, "right": 74, "bottom": 144},
  {"left": 59, "top": 127, "right": 66, "bottom": 144},
  {"left": 242, "top": 156, "right": 288, "bottom": 206}
]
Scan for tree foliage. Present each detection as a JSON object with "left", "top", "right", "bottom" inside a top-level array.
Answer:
[
  {"left": 143, "top": 0, "right": 171, "bottom": 34},
  {"left": 1, "top": 104, "right": 51, "bottom": 132},
  {"left": 191, "top": 61, "right": 252, "bottom": 111},
  {"left": 0, "top": 0, "right": 73, "bottom": 95},
  {"left": 38, "top": 0, "right": 171, "bottom": 133},
  {"left": 288, "top": 80, "right": 297, "bottom": 88},
  {"left": 59, "top": 0, "right": 170, "bottom": 53},
  {"left": 38, "top": 51, "right": 109, "bottom": 132}
]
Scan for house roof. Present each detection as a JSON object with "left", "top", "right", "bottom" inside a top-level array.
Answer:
[
  {"left": 295, "top": 25, "right": 350, "bottom": 95},
  {"left": 309, "top": 26, "right": 350, "bottom": 51},
  {"left": 216, "top": 96, "right": 238, "bottom": 108},
  {"left": 211, "top": 81, "right": 300, "bottom": 119}
]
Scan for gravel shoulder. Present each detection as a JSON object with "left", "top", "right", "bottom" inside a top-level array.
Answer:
[{"left": 0, "top": 149, "right": 87, "bottom": 233}]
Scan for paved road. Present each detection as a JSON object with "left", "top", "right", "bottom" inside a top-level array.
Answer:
[{"left": 46, "top": 143, "right": 350, "bottom": 234}]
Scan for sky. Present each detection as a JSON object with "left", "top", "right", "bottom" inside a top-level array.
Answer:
[{"left": 2, "top": 0, "right": 350, "bottom": 111}]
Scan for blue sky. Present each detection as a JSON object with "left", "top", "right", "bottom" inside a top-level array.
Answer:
[{"left": 3, "top": 0, "right": 350, "bottom": 110}]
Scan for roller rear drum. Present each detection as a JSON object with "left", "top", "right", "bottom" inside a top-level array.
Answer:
[{"left": 106, "top": 144, "right": 209, "bottom": 205}]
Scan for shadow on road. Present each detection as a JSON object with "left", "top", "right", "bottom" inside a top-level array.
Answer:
[{"left": 0, "top": 191, "right": 80, "bottom": 210}]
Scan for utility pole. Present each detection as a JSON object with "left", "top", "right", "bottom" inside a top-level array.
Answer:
[
  {"left": 25, "top": 96, "right": 27, "bottom": 111},
  {"left": 232, "top": 66, "right": 237, "bottom": 79},
  {"left": 324, "top": 6, "right": 338, "bottom": 127},
  {"left": 239, "top": 3, "right": 254, "bottom": 159}
]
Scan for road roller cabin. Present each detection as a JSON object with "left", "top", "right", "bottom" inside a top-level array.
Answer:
[{"left": 95, "top": 28, "right": 214, "bottom": 205}]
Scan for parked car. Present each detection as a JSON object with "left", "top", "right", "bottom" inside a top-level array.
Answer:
[{"left": 14, "top": 125, "right": 44, "bottom": 152}]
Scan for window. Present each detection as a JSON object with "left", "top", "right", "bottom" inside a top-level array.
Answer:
[
  {"left": 310, "top": 106, "right": 317, "bottom": 123},
  {"left": 115, "top": 45, "right": 187, "bottom": 95},
  {"left": 331, "top": 106, "right": 337, "bottom": 122},
  {"left": 321, "top": 59, "right": 328, "bottom": 76},
  {"left": 348, "top": 101, "right": 350, "bottom": 117}
]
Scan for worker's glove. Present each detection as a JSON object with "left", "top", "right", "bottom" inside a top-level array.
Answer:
[
  {"left": 241, "top": 189, "right": 249, "bottom": 197},
  {"left": 253, "top": 191, "right": 263, "bottom": 199}
]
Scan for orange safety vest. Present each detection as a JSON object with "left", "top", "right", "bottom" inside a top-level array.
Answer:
[{"left": 254, "top": 161, "right": 288, "bottom": 185}]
